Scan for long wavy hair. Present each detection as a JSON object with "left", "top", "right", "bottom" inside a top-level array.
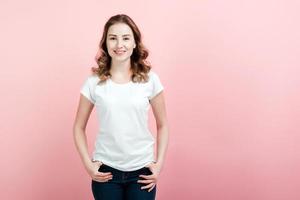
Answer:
[{"left": 91, "top": 14, "right": 152, "bottom": 84}]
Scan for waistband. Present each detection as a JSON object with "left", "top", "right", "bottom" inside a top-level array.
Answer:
[{"left": 100, "top": 163, "right": 150, "bottom": 173}]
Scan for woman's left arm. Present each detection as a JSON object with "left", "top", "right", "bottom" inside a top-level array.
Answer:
[
  {"left": 150, "top": 91, "right": 169, "bottom": 172},
  {"left": 138, "top": 91, "right": 169, "bottom": 192}
]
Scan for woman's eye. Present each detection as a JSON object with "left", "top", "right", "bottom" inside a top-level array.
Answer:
[{"left": 109, "top": 38, "right": 129, "bottom": 40}]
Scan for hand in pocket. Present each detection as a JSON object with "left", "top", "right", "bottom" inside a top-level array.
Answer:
[
  {"left": 87, "top": 160, "right": 113, "bottom": 182},
  {"left": 137, "top": 162, "right": 161, "bottom": 192}
]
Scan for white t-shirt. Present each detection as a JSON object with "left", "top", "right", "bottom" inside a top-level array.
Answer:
[{"left": 80, "top": 71, "right": 164, "bottom": 171}]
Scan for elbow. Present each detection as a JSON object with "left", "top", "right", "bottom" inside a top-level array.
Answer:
[
  {"left": 156, "top": 121, "right": 168, "bottom": 130},
  {"left": 73, "top": 123, "right": 86, "bottom": 135}
]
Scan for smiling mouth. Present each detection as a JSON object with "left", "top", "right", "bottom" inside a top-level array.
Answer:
[{"left": 114, "top": 50, "right": 126, "bottom": 55}]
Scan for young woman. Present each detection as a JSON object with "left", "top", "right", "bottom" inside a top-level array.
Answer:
[{"left": 73, "top": 14, "right": 169, "bottom": 200}]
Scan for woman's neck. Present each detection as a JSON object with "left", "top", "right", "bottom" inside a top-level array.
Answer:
[
  {"left": 110, "top": 59, "right": 132, "bottom": 74},
  {"left": 110, "top": 58, "right": 133, "bottom": 79}
]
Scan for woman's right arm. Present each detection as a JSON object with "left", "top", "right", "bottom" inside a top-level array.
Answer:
[
  {"left": 73, "top": 94, "right": 94, "bottom": 168},
  {"left": 73, "top": 94, "right": 113, "bottom": 182}
]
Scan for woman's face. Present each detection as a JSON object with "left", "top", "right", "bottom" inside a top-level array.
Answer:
[{"left": 106, "top": 23, "right": 136, "bottom": 62}]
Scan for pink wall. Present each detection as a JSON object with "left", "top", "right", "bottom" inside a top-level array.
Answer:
[{"left": 1, "top": 0, "right": 299, "bottom": 199}]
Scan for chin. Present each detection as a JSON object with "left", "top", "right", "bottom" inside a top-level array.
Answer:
[{"left": 113, "top": 56, "right": 131, "bottom": 61}]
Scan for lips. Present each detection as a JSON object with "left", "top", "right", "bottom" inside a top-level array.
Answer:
[{"left": 114, "top": 50, "right": 126, "bottom": 54}]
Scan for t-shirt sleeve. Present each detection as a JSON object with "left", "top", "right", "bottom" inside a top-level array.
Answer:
[
  {"left": 149, "top": 72, "right": 164, "bottom": 100},
  {"left": 80, "top": 76, "right": 96, "bottom": 104}
]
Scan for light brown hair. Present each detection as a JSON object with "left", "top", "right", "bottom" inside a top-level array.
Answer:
[{"left": 91, "top": 14, "right": 152, "bottom": 84}]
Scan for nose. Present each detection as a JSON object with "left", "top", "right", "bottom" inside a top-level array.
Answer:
[{"left": 116, "top": 40, "right": 124, "bottom": 48}]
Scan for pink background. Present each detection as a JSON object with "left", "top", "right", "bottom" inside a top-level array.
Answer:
[{"left": 1, "top": 0, "right": 299, "bottom": 199}]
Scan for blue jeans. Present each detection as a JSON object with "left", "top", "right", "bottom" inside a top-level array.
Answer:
[{"left": 91, "top": 163, "right": 157, "bottom": 200}]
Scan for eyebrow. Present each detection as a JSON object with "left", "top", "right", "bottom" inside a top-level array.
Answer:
[{"left": 108, "top": 34, "right": 131, "bottom": 37}]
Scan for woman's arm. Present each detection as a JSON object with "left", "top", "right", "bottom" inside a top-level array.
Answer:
[
  {"left": 73, "top": 95, "right": 94, "bottom": 167},
  {"left": 150, "top": 91, "right": 169, "bottom": 171},
  {"left": 73, "top": 95, "right": 114, "bottom": 182}
]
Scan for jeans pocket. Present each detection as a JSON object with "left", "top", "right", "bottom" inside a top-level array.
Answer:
[
  {"left": 141, "top": 167, "right": 153, "bottom": 175},
  {"left": 98, "top": 163, "right": 106, "bottom": 172}
]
